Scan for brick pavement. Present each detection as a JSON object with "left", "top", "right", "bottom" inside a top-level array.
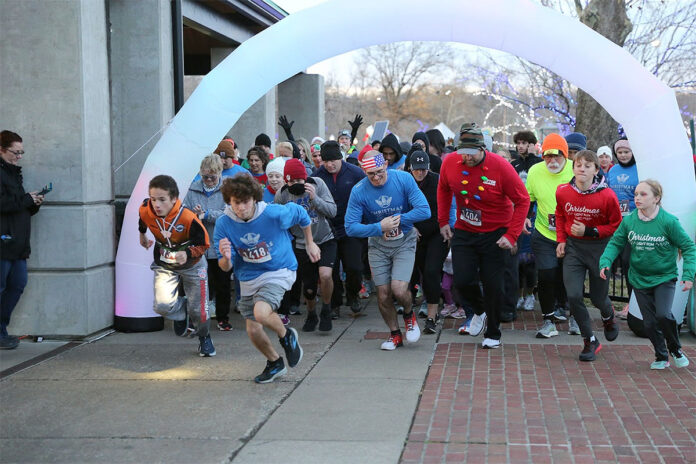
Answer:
[{"left": 402, "top": 311, "right": 696, "bottom": 464}]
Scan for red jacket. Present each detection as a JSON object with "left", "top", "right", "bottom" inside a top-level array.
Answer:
[
  {"left": 555, "top": 183, "right": 622, "bottom": 243},
  {"left": 438, "top": 151, "right": 530, "bottom": 244}
]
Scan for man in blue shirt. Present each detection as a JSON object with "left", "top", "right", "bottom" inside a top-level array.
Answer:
[
  {"left": 214, "top": 173, "right": 320, "bottom": 383},
  {"left": 345, "top": 150, "right": 430, "bottom": 350}
]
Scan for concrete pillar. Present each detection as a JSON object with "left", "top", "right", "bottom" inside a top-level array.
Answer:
[
  {"left": 211, "top": 47, "right": 276, "bottom": 154},
  {"left": 278, "top": 73, "right": 325, "bottom": 142},
  {"left": 0, "top": 0, "right": 114, "bottom": 336},
  {"left": 110, "top": 0, "right": 174, "bottom": 236}
]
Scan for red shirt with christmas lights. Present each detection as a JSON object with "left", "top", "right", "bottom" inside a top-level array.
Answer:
[
  {"left": 437, "top": 151, "right": 530, "bottom": 244},
  {"left": 554, "top": 178, "right": 622, "bottom": 243}
]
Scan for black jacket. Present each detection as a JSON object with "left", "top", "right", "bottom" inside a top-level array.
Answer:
[
  {"left": 0, "top": 159, "right": 40, "bottom": 260},
  {"left": 510, "top": 151, "right": 542, "bottom": 175},
  {"left": 313, "top": 161, "right": 366, "bottom": 239},
  {"left": 413, "top": 171, "right": 440, "bottom": 238}
]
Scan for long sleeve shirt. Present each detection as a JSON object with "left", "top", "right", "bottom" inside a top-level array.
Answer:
[
  {"left": 345, "top": 170, "right": 430, "bottom": 239},
  {"left": 599, "top": 208, "right": 696, "bottom": 289},
  {"left": 555, "top": 183, "right": 622, "bottom": 243},
  {"left": 525, "top": 160, "right": 574, "bottom": 241},
  {"left": 438, "top": 151, "right": 530, "bottom": 244}
]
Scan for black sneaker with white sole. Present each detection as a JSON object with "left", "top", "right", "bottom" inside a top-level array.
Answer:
[
  {"left": 423, "top": 317, "right": 437, "bottom": 334},
  {"left": 173, "top": 314, "right": 189, "bottom": 337},
  {"left": 254, "top": 357, "right": 287, "bottom": 383},
  {"left": 279, "top": 327, "right": 303, "bottom": 367}
]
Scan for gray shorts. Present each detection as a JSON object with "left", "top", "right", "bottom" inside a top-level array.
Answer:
[
  {"left": 237, "top": 283, "right": 286, "bottom": 321},
  {"left": 367, "top": 228, "right": 418, "bottom": 287}
]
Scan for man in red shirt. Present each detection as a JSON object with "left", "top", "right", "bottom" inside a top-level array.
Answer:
[{"left": 438, "top": 123, "right": 530, "bottom": 348}]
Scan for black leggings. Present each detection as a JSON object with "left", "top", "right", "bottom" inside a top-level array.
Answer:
[
  {"left": 331, "top": 236, "right": 364, "bottom": 307},
  {"left": 207, "top": 258, "right": 232, "bottom": 321},
  {"left": 410, "top": 233, "right": 448, "bottom": 304}
]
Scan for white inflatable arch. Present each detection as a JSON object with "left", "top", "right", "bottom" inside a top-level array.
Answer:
[{"left": 115, "top": 0, "right": 696, "bottom": 329}]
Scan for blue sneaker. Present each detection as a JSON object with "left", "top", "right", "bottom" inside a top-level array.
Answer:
[
  {"left": 458, "top": 316, "right": 473, "bottom": 335},
  {"left": 254, "top": 357, "right": 287, "bottom": 383},
  {"left": 650, "top": 360, "right": 670, "bottom": 370},
  {"left": 280, "top": 327, "right": 303, "bottom": 367},
  {"left": 671, "top": 350, "right": 690, "bottom": 368},
  {"left": 198, "top": 335, "right": 216, "bottom": 357}
]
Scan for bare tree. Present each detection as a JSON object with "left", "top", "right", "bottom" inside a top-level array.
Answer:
[{"left": 354, "top": 42, "right": 452, "bottom": 126}]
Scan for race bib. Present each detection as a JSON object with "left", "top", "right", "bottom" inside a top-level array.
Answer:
[
  {"left": 619, "top": 200, "right": 630, "bottom": 216},
  {"left": 239, "top": 242, "right": 272, "bottom": 263},
  {"left": 460, "top": 208, "right": 482, "bottom": 227},
  {"left": 159, "top": 248, "right": 179, "bottom": 265},
  {"left": 548, "top": 214, "right": 556, "bottom": 231},
  {"left": 384, "top": 226, "right": 403, "bottom": 241}
]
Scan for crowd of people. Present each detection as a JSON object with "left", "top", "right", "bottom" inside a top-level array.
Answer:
[
  {"left": 131, "top": 115, "right": 695, "bottom": 383},
  {"left": 2, "top": 118, "right": 693, "bottom": 383}
]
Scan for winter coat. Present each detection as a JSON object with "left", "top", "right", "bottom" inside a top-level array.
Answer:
[
  {"left": 313, "top": 161, "right": 366, "bottom": 239},
  {"left": 0, "top": 159, "right": 40, "bottom": 260},
  {"left": 183, "top": 179, "right": 226, "bottom": 259}
]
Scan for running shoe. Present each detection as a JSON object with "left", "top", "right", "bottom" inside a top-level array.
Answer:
[
  {"left": 579, "top": 338, "right": 601, "bottom": 362},
  {"left": 0, "top": 335, "right": 19, "bottom": 350},
  {"left": 440, "top": 304, "right": 457, "bottom": 318},
  {"left": 331, "top": 307, "right": 340, "bottom": 320},
  {"left": 359, "top": 282, "right": 370, "bottom": 299},
  {"left": 650, "top": 360, "right": 670, "bottom": 370},
  {"left": 615, "top": 304, "right": 629, "bottom": 320},
  {"left": 417, "top": 302, "right": 428, "bottom": 318},
  {"left": 516, "top": 297, "right": 524, "bottom": 309},
  {"left": 349, "top": 299, "right": 362, "bottom": 314},
  {"left": 523, "top": 295, "right": 536, "bottom": 311},
  {"left": 289, "top": 305, "right": 302, "bottom": 315},
  {"left": 217, "top": 320, "right": 232, "bottom": 331},
  {"left": 423, "top": 318, "right": 437, "bottom": 334},
  {"left": 603, "top": 316, "right": 619, "bottom": 341},
  {"left": 671, "top": 350, "right": 690, "bottom": 368},
  {"left": 396, "top": 305, "right": 404, "bottom": 315},
  {"left": 302, "top": 312, "right": 318, "bottom": 332},
  {"left": 499, "top": 311, "right": 516, "bottom": 323},
  {"left": 552, "top": 306, "right": 568, "bottom": 322},
  {"left": 280, "top": 314, "right": 290, "bottom": 327},
  {"left": 536, "top": 320, "right": 558, "bottom": 338},
  {"left": 318, "top": 307, "right": 332, "bottom": 332},
  {"left": 458, "top": 317, "right": 473, "bottom": 335},
  {"left": 482, "top": 338, "right": 501, "bottom": 349},
  {"left": 468, "top": 313, "right": 487, "bottom": 337},
  {"left": 450, "top": 308, "right": 467, "bottom": 319},
  {"left": 279, "top": 327, "right": 303, "bottom": 367},
  {"left": 254, "top": 357, "right": 287, "bottom": 383},
  {"left": 380, "top": 333, "right": 403, "bottom": 351},
  {"left": 198, "top": 335, "right": 216, "bottom": 357},
  {"left": 568, "top": 316, "right": 581, "bottom": 335},
  {"left": 404, "top": 311, "right": 421, "bottom": 343},
  {"left": 415, "top": 285, "right": 423, "bottom": 300},
  {"left": 173, "top": 314, "right": 189, "bottom": 337}
]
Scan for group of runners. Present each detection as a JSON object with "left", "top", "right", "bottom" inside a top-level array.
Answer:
[{"left": 136, "top": 122, "right": 695, "bottom": 383}]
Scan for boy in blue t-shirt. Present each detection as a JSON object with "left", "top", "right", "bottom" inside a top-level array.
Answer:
[{"left": 214, "top": 173, "right": 320, "bottom": 383}]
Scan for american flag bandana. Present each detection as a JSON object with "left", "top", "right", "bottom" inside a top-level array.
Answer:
[{"left": 360, "top": 152, "right": 386, "bottom": 170}]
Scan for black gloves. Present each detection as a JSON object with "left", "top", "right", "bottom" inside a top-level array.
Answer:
[
  {"left": 348, "top": 114, "right": 363, "bottom": 142},
  {"left": 278, "top": 115, "right": 295, "bottom": 141}
]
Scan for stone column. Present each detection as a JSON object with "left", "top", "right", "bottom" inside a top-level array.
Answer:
[
  {"left": 278, "top": 73, "right": 325, "bottom": 142},
  {"left": 0, "top": 0, "right": 114, "bottom": 336},
  {"left": 110, "top": 0, "right": 174, "bottom": 237}
]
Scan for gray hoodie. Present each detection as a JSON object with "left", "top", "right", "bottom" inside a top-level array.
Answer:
[
  {"left": 183, "top": 179, "right": 226, "bottom": 259},
  {"left": 274, "top": 176, "right": 336, "bottom": 248}
]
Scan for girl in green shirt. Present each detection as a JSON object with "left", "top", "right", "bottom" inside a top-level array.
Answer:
[{"left": 599, "top": 180, "right": 695, "bottom": 370}]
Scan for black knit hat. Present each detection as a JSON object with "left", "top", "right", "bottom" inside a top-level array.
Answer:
[
  {"left": 255, "top": 133, "right": 272, "bottom": 147},
  {"left": 320, "top": 140, "right": 342, "bottom": 161}
]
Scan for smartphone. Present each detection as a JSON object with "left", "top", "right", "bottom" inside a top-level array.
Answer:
[{"left": 38, "top": 182, "right": 53, "bottom": 195}]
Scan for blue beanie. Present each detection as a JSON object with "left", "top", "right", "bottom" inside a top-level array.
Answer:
[{"left": 565, "top": 132, "right": 587, "bottom": 151}]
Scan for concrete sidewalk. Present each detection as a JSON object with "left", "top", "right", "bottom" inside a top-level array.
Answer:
[
  {"left": 1, "top": 299, "right": 694, "bottom": 464},
  {"left": 0, "top": 297, "right": 437, "bottom": 464}
]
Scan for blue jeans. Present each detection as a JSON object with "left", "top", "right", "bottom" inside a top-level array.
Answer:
[{"left": 0, "top": 259, "right": 28, "bottom": 333}]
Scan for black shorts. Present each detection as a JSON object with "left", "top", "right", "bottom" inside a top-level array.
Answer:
[{"left": 296, "top": 240, "right": 338, "bottom": 298}]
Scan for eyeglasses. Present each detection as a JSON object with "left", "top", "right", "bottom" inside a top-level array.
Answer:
[
  {"left": 366, "top": 169, "right": 386, "bottom": 178},
  {"left": 201, "top": 174, "right": 219, "bottom": 181},
  {"left": 7, "top": 149, "right": 24, "bottom": 156}
]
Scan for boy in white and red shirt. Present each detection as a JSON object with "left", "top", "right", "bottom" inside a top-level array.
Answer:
[{"left": 555, "top": 150, "right": 622, "bottom": 361}]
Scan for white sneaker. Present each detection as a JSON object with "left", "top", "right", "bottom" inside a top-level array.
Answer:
[
  {"left": 536, "top": 320, "right": 559, "bottom": 338},
  {"left": 516, "top": 297, "right": 524, "bottom": 309},
  {"left": 380, "top": 333, "right": 403, "bottom": 351},
  {"left": 417, "top": 302, "right": 428, "bottom": 318},
  {"left": 482, "top": 338, "right": 501, "bottom": 349},
  {"left": 568, "top": 316, "right": 581, "bottom": 335},
  {"left": 468, "top": 313, "right": 487, "bottom": 337},
  {"left": 404, "top": 312, "right": 421, "bottom": 343},
  {"left": 523, "top": 295, "right": 536, "bottom": 311}
]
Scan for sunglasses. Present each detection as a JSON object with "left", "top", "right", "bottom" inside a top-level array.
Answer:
[{"left": 201, "top": 174, "right": 219, "bottom": 181}]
